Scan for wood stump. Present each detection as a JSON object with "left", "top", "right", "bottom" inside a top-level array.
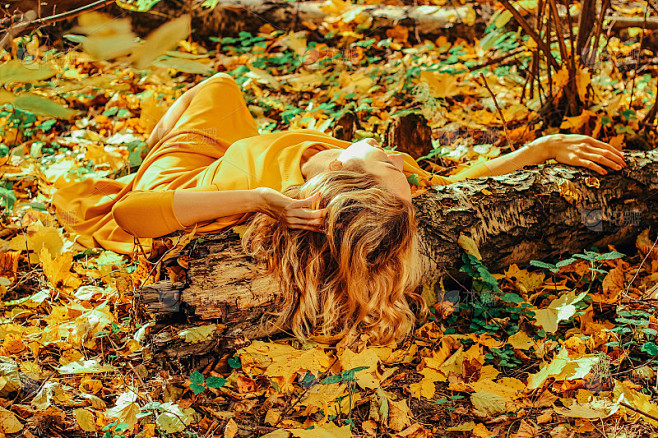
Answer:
[{"left": 386, "top": 111, "right": 433, "bottom": 158}]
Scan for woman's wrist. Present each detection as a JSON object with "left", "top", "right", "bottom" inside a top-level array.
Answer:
[
  {"left": 251, "top": 187, "right": 270, "bottom": 214},
  {"left": 522, "top": 137, "right": 553, "bottom": 164}
]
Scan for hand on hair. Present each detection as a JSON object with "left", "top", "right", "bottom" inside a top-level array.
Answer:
[
  {"left": 254, "top": 187, "right": 327, "bottom": 232},
  {"left": 531, "top": 134, "right": 627, "bottom": 175}
]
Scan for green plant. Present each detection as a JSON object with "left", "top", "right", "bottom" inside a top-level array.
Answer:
[
  {"left": 189, "top": 370, "right": 226, "bottom": 395},
  {"left": 102, "top": 421, "right": 129, "bottom": 438}
]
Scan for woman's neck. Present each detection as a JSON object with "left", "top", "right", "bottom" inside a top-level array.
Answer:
[{"left": 301, "top": 148, "right": 341, "bottom": 180}]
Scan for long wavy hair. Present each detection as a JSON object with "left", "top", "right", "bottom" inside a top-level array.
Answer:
[{"left": 241, "top": 168, "right": 428, "bottom": 345}]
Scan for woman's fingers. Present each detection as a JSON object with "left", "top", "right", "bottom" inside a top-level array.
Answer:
[
  {"left": 584, "top": 136, "right": 624, "bottom": 154},
  {"left": 581, "top": 150, "right": 623, "bottom": 171},
  {"left": 290, "top": 207, "right": 327, "bottom": 220},
  {"left": 574, "top": 157, "right": 607, "bottom": 175},
  {"left": 294, "top": 192, "right": 321, "bottom": 209},
  {"left": 583, "top": 141, "right": 626, "bottom": 166}
]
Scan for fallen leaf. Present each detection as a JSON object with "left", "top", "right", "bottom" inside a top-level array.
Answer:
[
  {"left": 74, "top": 408, "right": 96, "bottom": 432},
  {"left": 471, "top": 391, "right": 507, "bottom": 417},
  {"left": 178, "top": 324, "right": 217, "bottom": 343},
  {"left": 0, "top": 406, "right": 23, "bottom": 433},
  {"left": 106, "top": 390, "right": 140, "bottom": 428},
  {"left": 533, "top": 291, "right": 589, "bottom": 333}
]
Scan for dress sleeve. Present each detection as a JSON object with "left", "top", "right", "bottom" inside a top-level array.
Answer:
[
  {"left": 434, "top": 161, "right": 492, "bottom": 185},
  {"left": 401, "top": 152, "right": 492, "bottom": 187},
  {"left": 111, "top": 184, "right": 220, "bottom": 238}
]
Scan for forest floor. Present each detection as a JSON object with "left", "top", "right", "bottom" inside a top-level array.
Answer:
[{"left": 1, "top": 0, "right": 658, "bottom": 437}]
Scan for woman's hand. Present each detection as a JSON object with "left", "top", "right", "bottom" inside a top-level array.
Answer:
[
  {"left": 530, "top": 134, "right": 627, "bottom": 175},
  {"left": 254, "top": 187, "right": 327, "bottom": 232}
]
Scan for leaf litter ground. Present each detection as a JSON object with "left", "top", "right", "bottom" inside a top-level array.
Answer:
[{"left": 1, "top": 0, "right": 658, "bottom": 437}]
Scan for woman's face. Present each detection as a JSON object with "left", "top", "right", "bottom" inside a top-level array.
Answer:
[{"left": 336, "top": 138, "right": 412, "bottom": 202}]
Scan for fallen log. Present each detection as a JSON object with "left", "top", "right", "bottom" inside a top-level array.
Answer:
[
  {"left": 3, "top": 0, "right": 489, "bottom": 41},
  {"left": 138, "top": 149, "right": 658, "bottom": 357}
]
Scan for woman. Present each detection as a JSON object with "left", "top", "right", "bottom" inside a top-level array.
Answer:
[{"left": 53, "top": 73, "right": 626, "bottom": 344}]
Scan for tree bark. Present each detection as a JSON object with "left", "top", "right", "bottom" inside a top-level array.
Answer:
[
  {"left": 386, "top": 111, "right": 433, "bottom": 158},
  {"left": 3, "top": 0, "right": 488, "bottom": 41},
  {"left": 137, "top": 149, "right": 658, "bottom": 358}
]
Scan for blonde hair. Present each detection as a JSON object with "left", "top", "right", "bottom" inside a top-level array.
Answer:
[{"left": 241, "top": 169, "right": 428, "bottom": 345}]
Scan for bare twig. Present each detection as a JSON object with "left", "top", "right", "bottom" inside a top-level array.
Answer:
[
  {"left": 620, "top": 401, "right": 658, "bottom": 423},
  {"left": 0, "top": 0, "right": 116, "bottom": 39},
  {"left": 499, "top": 0, "right": 559, "bottom": 70},
  {"left": 477, "top": 72, "right": 514, "bottom": 151},
  {"left": 629, "top": 1, "right": 649, "bottom": 111}
]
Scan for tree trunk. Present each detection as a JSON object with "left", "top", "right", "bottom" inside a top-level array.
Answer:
[
  {"left": 137, "top": 149, "right": 658, "bottom": 357},
  {"left": 3, "top": 0, "right": 489, "bottom": 41}
]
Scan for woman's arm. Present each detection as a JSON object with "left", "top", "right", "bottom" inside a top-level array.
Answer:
[
  {"left": 480, "top": 134, "right": 627, "bottom": 177},
  {"left": 173, "top": 188, "right": 326, "bottom": 231},
  {"left": 112, "top": 187, "right": 326, "bottom": 238}
]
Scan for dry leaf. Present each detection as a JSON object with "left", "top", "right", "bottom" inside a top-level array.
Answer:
[
  {"left": 132, "top": 15, "right": 191, "bottom": 69},
  {"left": 74, "top": 408, "right": 96, "bottom": 432},
  {"left": 224, "top": 418, "right": 238, "bottom": 438}
]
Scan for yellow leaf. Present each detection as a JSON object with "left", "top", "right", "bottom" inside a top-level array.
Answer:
[
  {"left": 494, "top": 10, "right": 513, "bottom": 27},
  {"left": 261, "top": 430, "right": 290, "bottom": 438},
  {"left": 614, "top": 379, "right": 658, "bottom": 426},
  {"left": 445, "top": 421, "right": 475, "bottom": 432},
  {"left": 388, "top": 399, "right": 411, "bottom": 432},
  {"left": 469, "top": 378, "right": 525, "bottom": 401},
  {"left": 74, "top": 408, "right": 96, "bottom": 431},
  {"left": 527, "top": 350, "right": 599, "bottom": 390},
  {"left": 508, "top": 331, "right": 534, "bottom": 350},
  {"left": 339, "top": 348, "right": 381, "bottom": 389},
  {"left": 553, "top": 399, "right": 619, "bottom": 419},
  {"left": 471, "top": 391, "right": 507, "bottom": 417},
  {"left": 106, "top": 390, "right": 140, "bottom": 428},
  {"left": 532, "top": 290, "right": 589, "bottom": 333},
  {"left": 14, "top": 94, "right": 78, "bottom": 120},
  {"left": 241, "top": 341, "right": 331, "bottom": 393},
  {"left": 40, "top": 248, "right": 81, "bottom": 290},
  {"left": 132, "top": 15, "right": 191, "bottom": 69},
  {"left": 473, "top": 423, "right": 493, "bottom": 438},
  {"left": 439, "top": 347, "right": 463, "bottom": 377},
  {"left": 420, "top": 71, "right": 461, "bottom": 99},
  {"left": 289, "top": 422, "right": 352, "bottom": 438},
  {"left": 409, "top": 368, "right": 443, "bottom": 399},
  {"left": 458, "top": 233, "right": 482, "bottom": 260},
  {"left": 224, "top": 418, "right": 238, "bottom": 438},
  {"left": 178, "top": 324, "right": 217, "bottom": 343},
  {"left": 560, "top": 110, "right": 595, "bottom": 132},
  {"left": 0, "top": 406, "right": 23, "bottom": 433},
  {"left": 56, "top": 359, "right": 117, "bottom": 374},
  {"left": 0, "top": 59, "right": 57, "bottom": 84},
  {"left": 0, "top": 359, "right": 21, "bottom": 397}
]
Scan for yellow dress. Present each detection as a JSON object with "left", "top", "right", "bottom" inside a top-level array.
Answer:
[{"left": 52, "top": 74, "right": 491, "bottom": 255}]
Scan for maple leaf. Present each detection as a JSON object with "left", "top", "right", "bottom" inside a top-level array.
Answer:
[
  {"left": 105, "top": 390, "right": 140, "bottom": 428},
  {"left": 532, "top": 290, "right": 589, "bottom": 333}
]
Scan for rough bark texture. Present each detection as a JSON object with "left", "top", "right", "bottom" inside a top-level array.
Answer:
[
  {"left": 386, "top": 112, "right": 433, "bottom": 158},
  {"left": 137, "top": 149, "right": 658, "bottom": 358},
  {"left": 332, "top": 111, "right": 359, "bottom": 142}
]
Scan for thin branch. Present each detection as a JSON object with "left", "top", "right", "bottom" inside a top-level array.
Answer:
[
  {"left": 620, "top": 401, "right": 658, "bottom": 423},
  {"left": 629, "top": 1, "right": 649, "bottom": 111},
  {"left": 498, "top": 0, "right": 560, "bottom": 70},
  {"left": 477, "top": 72, "right": 514, "bottom": 151},
  {"left": 0, "top": 0, "right": 116, "bottom": 35}
]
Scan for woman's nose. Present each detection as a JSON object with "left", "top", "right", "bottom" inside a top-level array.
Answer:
[{"left": 389, "top": 153, "right": 405, "bottom": 171}]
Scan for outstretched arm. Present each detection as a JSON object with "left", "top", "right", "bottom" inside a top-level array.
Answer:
[{"left": 481, "top": 134, "right": 627, "bottom": 176}]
